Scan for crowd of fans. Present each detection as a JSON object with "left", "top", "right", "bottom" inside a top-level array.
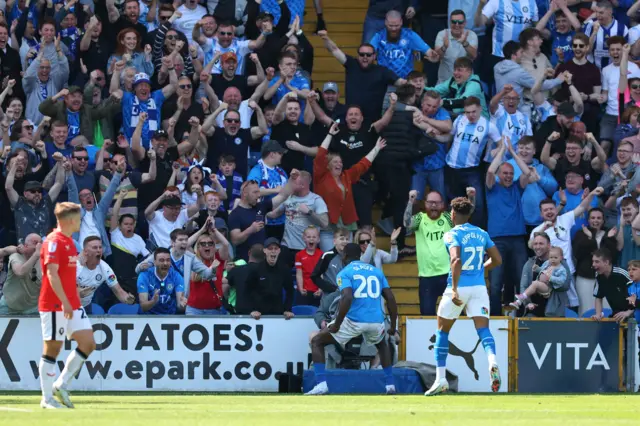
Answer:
[{"left": 0, "top": 0, "right": 638, "bottom": 323}]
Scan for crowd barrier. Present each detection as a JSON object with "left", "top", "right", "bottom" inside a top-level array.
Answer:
[{"left": 0, "top": 315, "right": 637, "bottom": 392}]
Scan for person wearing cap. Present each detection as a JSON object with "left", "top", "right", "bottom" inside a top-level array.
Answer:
[
  {"left": 112, "top": 70, "right": 177, "bottom": 150},
  {"left": 238, "top": 237, "right": 294, "bottom": 319},
  {"left": 552, "top": 166, "right": 600, "bottom": 239},
  {"left": 144, "top": 189, "right": 202, "bottom": 249},
  {"left": 210, "top": 52, "right": 265, "bottom": 100},
  {"left": 22, "top": 45, "right": 69, "bottom": 125},
  {"left": 319, "top": 82, "right": 346, "bottom": 121},
  {"left": 4, "top": 153, "right": 66, "bottom": 241},
  {"left": 542, "top": 131, "right": 605, "bottom": 192},
  {"left": 534, "top": 101, "right": 582, "bottom": 156},
  {"left": 244, "top": 8, "right": 294, "bottom": 73},
  {"left": 529, "top": 187, "right": 605, "bottom": 309},
  {"left": 247, "top": 140, "right": 288, "bottom": 240}
]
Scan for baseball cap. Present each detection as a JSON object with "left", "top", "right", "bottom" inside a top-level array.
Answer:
[
  {"left": 323, "top": 82, "right": 338, "bottom": 93},
  {"left": 161, "top": 197, "right": 184, "bottom": 207},
  {"left": 214, "top": 217, "right": 228, "bottom": 231},
  {"left": 257, "top": 11, "right": 274, "bottom": 21},
  {"left": 68, "top": 85, "right": 83, "bottom": 95},
  {"left": 24, "top": 181, "right": 43, "bottom": 192},
  {"left": 565, "top": 165, "right": 586, "bottom": 178},
  {"left": 264, "top": 237, "right": 281, "bottom": 248},
  {"left": 221, "top": 52, "right": 238, "bottom": 63},
  {"left": 153, "top": 129, "right": 169, "bottom": 140},
  {"left": 133, "top": 73, "right": 151, "bottom": 86},
  {"left": 557, "top": 102, "right": 576, "bottom": 117},
  {"left": 261, "top": 140, "right": 286, "bottom": 156}
]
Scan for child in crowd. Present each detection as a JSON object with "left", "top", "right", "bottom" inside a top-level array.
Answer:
[
  {"left": 216, "top": 155, "right": 244, "bottom": 212},
  {"left": 295, "top": 226, "right": 323, "bottom": 307},
  {"left": 627, "top": 260, "right": 640, "bottom": 324},
  {"left": 511, "top": 247, "right": 568, "bottom": 309}
]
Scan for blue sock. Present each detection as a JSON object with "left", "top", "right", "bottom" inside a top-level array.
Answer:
[
  {"left": 383, "top": 366, "right": 394, "bottom": 386},
  {"left": 434, "top": 330, "right": 449, "bottom": 367},
  {"left": 314, "top": 363, "right": 327, "bottom": 384},
  {"left": 477, "top": 327, "right": 496, "bottom": 358}
]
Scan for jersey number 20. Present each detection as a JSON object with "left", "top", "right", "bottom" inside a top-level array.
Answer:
[
  {"left": 462, "top": 246, "right": 484, "bottom": 271},
  {"left": 353, "top": 275, "right": 380, "bottom": 298}
]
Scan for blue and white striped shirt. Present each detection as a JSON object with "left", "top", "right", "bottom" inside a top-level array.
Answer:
[
  {"left": 584, "top": 19, "right": 628, "bottom": 70},
  {"left": 482, "top": 0, "right": 539, "bottom": 57},
  {"left": 447, "top": 115, "right": 501, "bottom": 169},
  {"left": 485, "top": 105, "right": 532, "bottom": 162}
]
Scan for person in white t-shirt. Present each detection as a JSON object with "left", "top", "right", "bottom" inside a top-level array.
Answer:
[
  {"left": 145, "top": 190, "right": 202, "bottom": 248},
  {"left": 529, "top": 188, "right": 605, "bottom": 308},
  {"left": 199, "top": 22, "right": 266, "bottom": 75},
  {"left": 174, "top": 0, "right": 208, "bottom": 44},
  {"left": 77, "top": 236, "right": 135, "bottom": 314}
]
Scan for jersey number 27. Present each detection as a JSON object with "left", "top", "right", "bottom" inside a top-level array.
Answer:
[
  {"left": 462, "top": 246, "right": 484, "bottom": 271},
  {"left": 353, "top": 275, "right": 381, "bottom": 299}
]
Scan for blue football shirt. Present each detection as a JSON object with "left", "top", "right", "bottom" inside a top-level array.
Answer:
[
  {"left": 137, "top": 267, "right": 185, "bottom": 315},
  {"left": 337, "top": 261, "right": 389, "bottom": 324},
  {"left": 443, "top": 223, "right": 495, "bottom": 288}
]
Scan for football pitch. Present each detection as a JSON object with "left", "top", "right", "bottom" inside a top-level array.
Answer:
[{"left": 0, "top": 394, "right": 639, "bottom": 425}]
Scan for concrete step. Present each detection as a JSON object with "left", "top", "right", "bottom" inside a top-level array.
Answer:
[{"left": 397, "top": 304, "right": 421, "bottom": 316}]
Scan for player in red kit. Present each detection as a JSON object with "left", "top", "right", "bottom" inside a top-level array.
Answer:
[{"left": 38, "top": 202, "right": 96, "bottom": 409}]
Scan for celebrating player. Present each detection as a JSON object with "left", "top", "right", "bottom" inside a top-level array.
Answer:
[
  {"left": 305, "top": 243, "right": 398, "bottom": 395},
  {"left": 38, "top": 202, "right": 96, "bottom": 409},
  {"left": 425, "top": 197, "right": 503, "bottom": 396}
]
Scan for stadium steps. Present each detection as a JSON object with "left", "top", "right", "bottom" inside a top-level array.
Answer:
[{"left": 303, "top": 0, "right": 367, "bottom": 99}]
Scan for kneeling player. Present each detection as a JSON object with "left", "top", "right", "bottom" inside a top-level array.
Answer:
[
  {"left": 426, "top": 197, "right": 503, "bottom": 395},
  {"left": 39, "top": 202, "right": 96, "bottom": 409},
  {"left": 306, "top": 243, "right": 398, "bottom": 395}
]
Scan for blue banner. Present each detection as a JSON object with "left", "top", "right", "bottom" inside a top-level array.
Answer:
[{"left": 517, "top": 320, "right": 620, "bottom": 393}]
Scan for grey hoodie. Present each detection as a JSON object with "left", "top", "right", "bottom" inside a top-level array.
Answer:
[{"left": 494, "top": 60, "right": 563, "bottom": 99}]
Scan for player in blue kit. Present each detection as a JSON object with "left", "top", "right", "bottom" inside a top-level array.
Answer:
[
  {"left": 426, "top": 197, "right": 503, "bottom": 396},
  {"left": 305, "top": 243, "right": 398, "bottom": 395}
]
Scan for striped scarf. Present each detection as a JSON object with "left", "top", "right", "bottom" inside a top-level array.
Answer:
[{"left": 217, "top": 171, "right": 243, "bottom": 211}]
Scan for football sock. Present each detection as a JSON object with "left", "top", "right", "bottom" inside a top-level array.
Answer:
[
  {"left": 56, "top": 349, "right": 88, "bottom": 389},
  {"left": 39, "top": 355, "right": 57, "bottom": 399},
  {"left": 314, "top": 362, "right": 327, "bottom": 384},
  {"left": 477, "top": 327, "right": 497, "bottom": 365},
  {"left": 434, "top": 330, "right": 449, "bottom": 381},
  {"left": 383, "top": 366, "right": 394, "bottom": 386}
]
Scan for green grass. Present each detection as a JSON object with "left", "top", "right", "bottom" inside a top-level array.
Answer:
[{"left": 0, "top": 394, "right": 639, "bottom": 425}]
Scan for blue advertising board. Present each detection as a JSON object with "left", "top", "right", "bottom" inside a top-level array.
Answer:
[{"left": 517, "top": 320, "right": 620, "bottom": 393}]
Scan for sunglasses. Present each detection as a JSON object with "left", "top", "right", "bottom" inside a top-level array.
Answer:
[
  {"left": 359, "top": 239, "right": 371, "bottom": 245},
  {"left": 179, "top": 84, "right": 192, "bottom": 89},
  {"left": 166, "top": 34, "right": 177, "bottom": 40},
  {"left": 199, "top": 242, "right": 215, "bottom": 247},
  {"left": 532, "top": 58, "right": 538, "bottom": 70},
  {"left": 451, "top": 19, "right": 465, "bottom": 25},
  {"left": 225, "top": 118, "right": 240, "bottom": 123},
  {"left": 74, "top": 156, "right": 89, "bottom": 161},
  {"left": 572, "top": 43, "right": 586, "bottom": 48},
  {"left": 358, "top": 52, "right": 373, "bottom": 58},
  {"left": 219, "top": 31, "right": 233, "bottom": 36},
  {"left": 159, "top": 15, "right": 171, "bottom": 21},
  {"left": 22, "top": 124, "right": 34, "bottom": 130},
  {"left": 631, "top": 84, "right": 640, "bottom": 90},
  {"left": 27, "top": 189, "right": 42, "bottom": 194},
  {"left": 95, "top": 76, "right": 104, "bottom": 81}
]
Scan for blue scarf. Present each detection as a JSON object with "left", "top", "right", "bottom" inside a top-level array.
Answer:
[
  {"left": 217, "top": 171, "right": 243, "bottom": 211},
  {"left": 59, "top": 27, "right": 79, "bottom": 61}
]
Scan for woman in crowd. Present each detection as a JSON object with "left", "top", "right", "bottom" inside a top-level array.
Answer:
[
  {"left": 354, "top": 227, "right": 400, "bottom": 270},
  {"left": 572, "top": 207, "right": 618, "bottom": 315},
  {"left": 108, "top": 28, "right": 154, "bottom": 77},
  {"left": 185, "top": 229, "right": 227, "bottom": 315},
  {"left": 313, "top": 122, "right": 386, "bottom": 251}
]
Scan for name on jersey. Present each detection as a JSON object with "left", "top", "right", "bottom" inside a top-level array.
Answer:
[
  {"left": 461, "top": 232, "right": 485, "bottom": 245},
  {"left": 381, "top": 49, "right": 409, "bottom": 60},
  {"left": 456, "top": 132, "right": 481, "bottom": 143},
  {"left": 423, "top": 231, "right": 445, "bottom": 241},
  {"left": 506, "top": 121, "right": 525, "bottom": 136},
  {"left": 351, "top": 264, "right": 374, "bottom": 272},
  {"left": 504, "top": 14, "right": 534, "bottom": 25}
]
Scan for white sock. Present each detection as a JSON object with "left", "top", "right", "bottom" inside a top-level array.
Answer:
[
  {"left": 488, "top": 354, "right": 497, "bottom": 366},
  {"left": 55, "top": 349, "right": 86, "bottom": 390},
  {"left": 435, "top": 367, "right": 446, "bottom": 382},
  {"left": 39, "top": 357, "right": 56, "bottom": 399}
]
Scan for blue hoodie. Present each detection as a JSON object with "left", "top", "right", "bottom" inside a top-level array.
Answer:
[
  {"left": 627, "top": 280, "right": 640, "bottom": 323},
  {"left": 506, "top": 158, "right": 558, "bottom": 226}
]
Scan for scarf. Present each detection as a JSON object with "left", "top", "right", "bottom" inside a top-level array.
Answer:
[
  {"left": 256, "top": 159, "right": 287, "bottom": 189},
  {"left": 216, "top": 171, "right": 243, "bottom": 211},
  {"left": 59, "top": 27, "right": 79, "bottom": 61}
]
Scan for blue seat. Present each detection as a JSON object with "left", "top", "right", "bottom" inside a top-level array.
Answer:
[
  {"left": 91, "top": 303, "right": 105, "bottom": 315},
  {"left": 581, "top": 308, "right": 613, "bottom": 319},
  {"left": 564, "top": 307, "right": 579, "bottom": 318},
  {"left": 292, "top": 305, "right": 318, "bottom": 316},
  {"left": 108, "top": 303, "right": 140, "bottom": 315}
]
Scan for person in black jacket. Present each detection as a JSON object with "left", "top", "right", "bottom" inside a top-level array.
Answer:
[{"left": 238, "top": 237, "right": 294, "bottom": 319}]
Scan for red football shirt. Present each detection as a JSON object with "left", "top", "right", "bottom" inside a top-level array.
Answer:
[
  {"left": 295, "top": 249, "right": 323, "bottom": 292},
  {"left": 39, "top": 230, "right": 81, "bottom": 312},
  {"left": 187, "top": 254, "right": 226, "bottom": 310}
]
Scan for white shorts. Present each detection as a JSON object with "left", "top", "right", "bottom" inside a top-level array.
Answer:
[
  {"left": 40, "top": 307, "right": 92, "bottom": 341},
  {"left": 330, "top": 317, "right": 386, "bottom": 347},
  {"left": 438, "top": 286, "right": 490, "bottom": 320}
]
